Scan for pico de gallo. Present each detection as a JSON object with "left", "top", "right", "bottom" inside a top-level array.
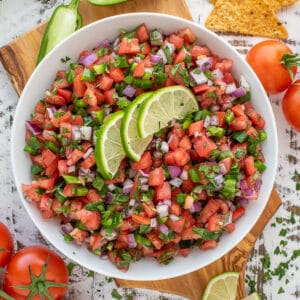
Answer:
[{"left": 22, "top": 23, "right": 267, "bottom": 271}]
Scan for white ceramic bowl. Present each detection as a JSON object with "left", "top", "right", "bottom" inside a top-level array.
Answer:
[{"left": 11, "top": 13, "right": 278, "bottom": 280}]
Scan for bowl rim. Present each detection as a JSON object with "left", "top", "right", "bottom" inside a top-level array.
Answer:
[{"left": 11, "top": 12, "right": 278, "bottom": 280}]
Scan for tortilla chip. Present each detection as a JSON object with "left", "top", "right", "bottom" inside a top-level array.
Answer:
[
  {"left": 209, "top": 0, "right": 298, "bottom": 11},
  {"left": 205, "top": 0, "right": 288, "bottom": 39}
]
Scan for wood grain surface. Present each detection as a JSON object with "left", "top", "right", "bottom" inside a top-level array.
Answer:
[{"left": 0, "top": 0, "right": 282, "bottom": 299}]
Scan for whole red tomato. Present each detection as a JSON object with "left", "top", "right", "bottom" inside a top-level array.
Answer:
[
  {"left": 246, "top": 40, "right": 298, "bottom": 94},
  {"left": 282, "top": 80, "right": 300, "bottom": 131},
  {"left": 0, "top": 221, "right": 14, "bottom": 267},
  {"left": 3, "top": 246, "right": 68, "bottom": 300}
]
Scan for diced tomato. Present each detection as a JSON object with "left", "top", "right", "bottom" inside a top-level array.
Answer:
[
  {"left": 244, "top": 156, "right": 257, "bottom": 176},
  {"left": 103, "top": 89, "right": 116, "bottom": 105},
  {"left": 73, "top": 73, "right": 86, "bottom": 97},
  {"left": 190, "top": 45, "right": 211, "bottom": 59},
  {"left": 218, "top": 157, "right": 232, "bottom": 174},
  {"left": 70, "top": 228, "right": 89, "bottom": 245},
  {"left": 133, "top": 60, "right": 145, "bottom": 77},
  {"left": 109, "top": 66, "right": 125, "bottom": 82},
  {"left": 181, "top": 226, "right": 201, "bottom": 240},
  {"left": 169, "top": 34, "right": 184, "bottom": 49},
  {"left": 181, "top": 179, "right": 195, "bottom": 193},
  {"left": 22, "top": 184, "right": 42, "bottom": 202},
  {"left": 229, "top": 115, "right": 250, "bottom": 131},
  {"left": 98, "top": 74, "right": 114, "bottom": 91},
  {"left": 178, "top": 27, "right": 196, "bottom": 44},
  {"left": 83, "top": 86, "right": 98, "bottom": 106},
  {"left": 42, "top": 148, "right": 57, "bottom": 167},
  {"left": 131, "top": 151, "right": 152, "bottom": 171},
  {"left": 172, "top": 148, "right": 191, "bottom": 166},
  {"left": 225, "top": 223, "right": 236, "bottom": 233},
  {"left": 232, "top": 143, "right": 247, "bottom": 160},
  {"left": 166, "top": 218, "right": 185, "bottom": 233},
  {"left": 45, "top": 158, "right": 58, "bottom": 177},
  {"left": 118, "top": 38, "right": 140, "bottom": 55},
  {"left": 136, "top": 23, "right": 150, "bottom": 42},
  {"left": 188, "top": 120, "right": 204, "bottom": 136},
  {"left": 231, "top": 104, "right": 245, "bottom": 117},
  {"left": 207, "top": 213, "right": 223, "bottom": 232},
  {"left": 155, "top": 182, "right": 171, "bottom": 202},
  {"left": 246, "top": 126, "right": 258, "bottom": 139},
  {"left": 169, "top": 202, "right": 182, "bottom": 216},
  {"left": 81, "top": 152, "right": 96, "bottom": 169},
  {"left": 71, "top": 115, "right": 84, "bottom": 126},
  {"left": 34, "top": 101, "right": 46, "bottom": 114},
  {"left": 244, "top": 103, "right": 265, "bottom": 129},
  {"left": 142, "top": 202, "right": 157, "bottom": 218},
  {"left": 215, "top": 111, "right": 225, "bottom": 127},
  {"left": 148, "top": 167, "right": 164, "bottom": 186},
  {"left": 198, "top": 198, "right": 220, "bottom": 223},
  {"left": 173, "top": 49, "right": 186, "bottom": 64},
  {"left": 45, "top": 95, "right": 66, "bottom": 106},
  {"left": 192, "top": 84, "right": 211, "bottom": 94},
  {"left": 232, "top": 207, "right": 246, "bottom": 222},
  {"left": 86, "top": 189, "right": 102, "bottom": 203},
  {"left": 179, "top": 135, "right": 192, "bottom": 150},
  {"left": 60, "top": 122, "right": 72, "bottom": 139},
  {"left": 146, "top": 232, "right": 163, "bottom": 250},
  {"left": 57, "top": 88, "right": 72, "bottom": 102},
  {"left": 193, "top": 135, "right": 217, "bottom": 158},
  {"left": 76, "top": 208, "right": 101, "bottom": 231},
  {"left": 168, "top": 134, "right": 180, "bottom": 151},
  {"left": 215, "top": 58, "right": 233, "bottom": 72},
  {"left": 164, "top": 151, "right": 176, "bottom": 165},
  {"left": 199, "top": 240, "right": 218, "bottom": 251},
  {"left": 34, "top": 178, "right": 55, "bottom": 190},
  {"left": 132, "top": 214, "right": 151, "bottom": 225},
  {"left": 58, "top": 160, "right": 68, "bottom": 176}
]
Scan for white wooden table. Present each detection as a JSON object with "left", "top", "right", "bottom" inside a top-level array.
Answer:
[{"left": 0, "top": 0, "right": 299, "bottom": 299}]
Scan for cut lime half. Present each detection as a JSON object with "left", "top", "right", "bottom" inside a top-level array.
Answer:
[
  {"left": 202, "top": 272, "right": 240, "bottom": 300},
  {"left": 95, "top": 111, "right": 125, "bottom": 179},
  {"left": 242, "top": 292, "right": 261, "bottom": 300},
  {"left": 121, "top": 92, "right": 153, "bottom": 162},
  {"left": 137, "top": 85, "right": 198, "bottom": 138},
  {"left": 88, "top": 0, "right": 129, "bottom": 5}
]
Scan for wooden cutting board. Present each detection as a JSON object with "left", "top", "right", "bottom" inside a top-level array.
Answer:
[{"left": 0, "top": 0, "right": 282, "bottom": 299}]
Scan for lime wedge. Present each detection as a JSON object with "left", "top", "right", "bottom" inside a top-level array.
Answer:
[
  {"left": 95, "top": 111, "right": 126, "bottom": 179},
  {"left": 202, "top": 272, "right": 240, "bottom": 300},
  {"left": 121, "top": 92, "right": 153, "bottom": 162},
  {"left": 242, "top": 292, "right": 261, "bottom": 300},
  {"left": 137, "top": 85, "right": 198, "bottom": 138},
  {"left": 87, "top": 0, "right": 128, "bottom": 5}
]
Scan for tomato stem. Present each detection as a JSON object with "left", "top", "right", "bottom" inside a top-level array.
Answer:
[
  {"left": 12, "top": 256, "right": 68, "bottom": 300},
  {"left": 0, "top": 289, "right": 15, "bottom": 300},
  {"left": 280, "top": 53, "right": 300, "bottom": 80}
]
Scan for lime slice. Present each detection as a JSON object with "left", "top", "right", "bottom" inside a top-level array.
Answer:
[
  {"left": 88, "top": 0, "right": 128, "bottom": 5},
  {"left": 137, "top": 85, "right": 199, "bottom": 138},
  {"left": 95, "top": 111, "right": 126, "bottom": 179},
  {"left": 121, "top": 92, "right": 153, "bottom": 162},
  {"left": 242, "top": 292, "right": 261, "bottom": 300},
  {"left": 202, "top": 272, "right": 240, "bottom": 300}
]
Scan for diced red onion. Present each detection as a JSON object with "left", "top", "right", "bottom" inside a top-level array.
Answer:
[
  {"left": 214, "top": 174, "right": 224, "bottom": 185},
  {"left": 150, "top": 217, "right": 157, "bottom": 228},
  {"left": 123, "top": 84, "right": 136, "bottom": 99},
  {"left": 67, "top": 165, "right": 76, "bottom": 173},
  {"left": 139, "top": 176, "right": 149, "bottom": 185},
  {"left": 211, "top": 68, "right": 224, "bottom": 80},
  {"left": 86, "top": 172, "right": 96, "bottom": 182},
  {"left": 144, "top": 67, "right": 153, "bottom": 74},
  {"left": 141, "top": 184, "right": 149, "bottom": 192},
  {"left": 150, "top": 31, "right": 163, "bottom": 46},
  {"left": 156, "top": 49, "right": 167, "bottom": 64},
  {"left": 239, "top": 75, "right": 250, "bottom": 91},
  {"left": 98, "top": 38, "right": 110, "bottom": 48},
  {"left": 190, "top": 69, "right": 208, "bottom": 85},
  {"left": 113, "top": 37, "right": 120, "bottom": 52},
  {"left": 169, "top": 214, "right": 180, "bottom": 221},
  {"left": 164, "top": 41, "right": 176, "bottom": 55},
  {"left": 150, "top": 54, "right": 162, "bottom": 63},
  {"left": 25, "top": 120, "right": 42, "bottom": 136},
  {"left": 225, "top": 82, "right": 237, "bottom": 94},
  {"left": 46, "top": 107, "right": 56, "bottom": 119},
  {"left": 79, "top": 52, "right": 98, "bottom": 67},
  {"left": 196, "top": 57, "right": 213, "bottom": 72},
  {"left": 105, "top": 192, "right": 114, "bottom": 204},
  {"left": 134, "top": 56, "right": 141, "bottom": 63},
  {"left": 128, "top": 168, "right": 136, "bottom": 179},
  {"left": 254, "top": 178, "right": 262, "bottom": 191},
  {"left": 107, "top": 183, "right": 116, "bottom": 191},
  {"left": 101, "top": 228, "right": 117, "bottom": 241},
  {"left": 72, "top": 125, "right": 81, "bottom": 140},
  {"left": 153, "top": 150, "right": 163, "bottom": 159},
  {"left": 139, "top": 169, "right": 149, "bottom": 177},
  {"left": 231, "top": 87, "right": 246, "bottom": 98},
  {"left": 169, "top": 177, "right": 183, "bottom": 188},
  {"left": 210, "top": 115, "right": 219, "bottom": 126},
  {"left": 224, "top": 211, "right": 233, "bottom": 225},
  {"left": 180, "top": 169, "right": 188, "bottom": 180},
  {"left": 123, "top": 179, "right": 134, "bottom": 194},
  {"left": 79, "top": 126, "right": 93, "bottom": 140},
  {"left": 219, "top": 163, "right": 228, "bottom": 175},
  {"left": 160, "top": 141, "right": 169, "bottom": 153},
  {"left": 162, "top": 199, "right": 172, "bottom": 207},
  {"left": 244, "top": 187, "right": 254, "bottom": 197},
  {"left": 83, "top": 147, "right": 94, "bottom": 160},
  {"left": 168, "top": 166, "right": 182, "bottom": 179},
  {"left": 239, "top": 179, "right": 248, "bottom": 191},
  {"left": 194, "top": 131, "right": 202, "bottom": 138},
  {"left": 79, "top": 167, "right": 91, "bottom": 174},
  {"left": 61, "top": 223, "right": 74, "bottom": 234},
  {"left": 211, "top": 105, "right": 220, "bottom": 112},
  {"left": 156, "top": 203, "right": 169, "bottom": 217},
  {"left": 203, "top": 115, "right": 211, "bottom": 128},
  {"left": 159, "top": 223, "right": 169, "bottom": 235},
  {"left": 127, "top": 233, "right": 137, "bottom": 248},
  {"left": 189, "top": 201, "right": 201, "bottom": 213}
]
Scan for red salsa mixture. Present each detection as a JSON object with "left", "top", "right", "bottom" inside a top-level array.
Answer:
[{"left": 22, "top": 24, "right": 267, "bottom": 271}]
